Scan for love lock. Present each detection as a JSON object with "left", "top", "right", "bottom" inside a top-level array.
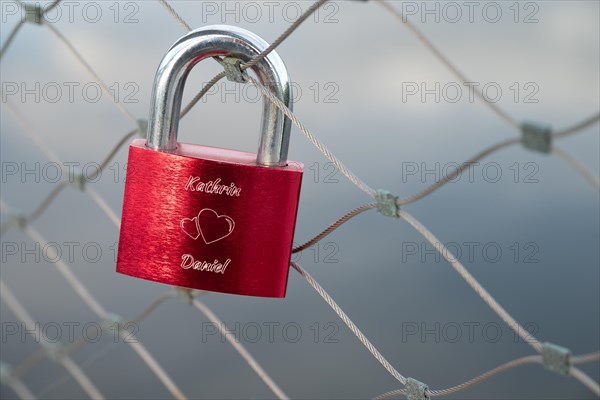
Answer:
[{"left": 116, "top": 26, "right": 303, "bottom": 298}]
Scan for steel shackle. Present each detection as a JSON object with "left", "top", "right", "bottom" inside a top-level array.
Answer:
[{"left": 146, "top": 25, "right": 293, "bottom": 167}]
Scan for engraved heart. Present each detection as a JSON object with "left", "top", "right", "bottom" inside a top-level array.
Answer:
[
  {"left": 197, "top": 208, "right": 235, "bottom": 244},
  {"left": 180, "top": 216, "right": 200, "bottom": 240}
]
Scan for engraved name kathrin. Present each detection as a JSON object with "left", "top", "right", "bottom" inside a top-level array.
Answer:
[{"left": 185, "top": 176, "right": 242, "bottom": 197}]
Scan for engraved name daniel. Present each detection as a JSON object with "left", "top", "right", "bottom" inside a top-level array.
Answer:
[
  {"left": 181, "top": 255, "right": 231, "bottom": 274},
  {"left": 185, "top": 175, "right": 242, "bottom": 196}
]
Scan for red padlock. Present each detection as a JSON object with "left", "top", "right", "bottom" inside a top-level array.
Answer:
[{"left": 116, "top": 26, "right": 303, "bottom": 298}]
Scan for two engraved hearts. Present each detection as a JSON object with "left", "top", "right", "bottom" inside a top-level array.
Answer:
[{"left": 180, "top": 208, "right": 235, "bottom": 244}]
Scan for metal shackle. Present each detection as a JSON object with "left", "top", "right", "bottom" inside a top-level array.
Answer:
[{"left": 146, "top": 25, "right": 293, "bottom": 167}]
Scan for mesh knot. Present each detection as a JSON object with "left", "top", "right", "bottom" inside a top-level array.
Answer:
[
  {"left": 375, "top": 190, "right": 400, "bottom": 218},
  {"left": 10, "top": 213, "right": 28, "bottom": 230},
  {"left": 521, "top": 121, "right": 552, "bottom": 154},
  {"left": 103, "top": 312, "right": 123, "bottom": 326},
  {"left": 542, "top": 342, "right": 571, "bottom": 375},
  {"left": 24, "top": 3, "right": 43, "bottom": 24},
  {"left": 69, "top": 169, "right": 87, "bottom": 191},
  {"left": 44, "top": 343, "right": 66, "bottom": 362},
  {"left": 405, "top": 377, "right": 430, "bottom": 400},
  {"left": 175, "top": 287, "right": 194, "bottom": 304},
  {"left": 220, "top": 57, "right": 249, "bottom": 83}
]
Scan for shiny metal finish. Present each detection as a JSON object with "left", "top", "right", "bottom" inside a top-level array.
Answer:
[
  {"left": 146, "top": 25, "right": 293, "bottom": 167},
  {"left": 117, "top": 138, "right": 303, "bottom": 298}
]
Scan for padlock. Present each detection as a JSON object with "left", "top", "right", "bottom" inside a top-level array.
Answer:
[{"left": 116, "top": 25, "right": 303, "bottom": 298}]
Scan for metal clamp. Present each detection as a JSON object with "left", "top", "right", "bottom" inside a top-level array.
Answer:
[
  {"left": 69, "top": 169, "right": 86, "bottom": 191},
  {"left": 44, "top": 343, "right": 66, "bottom": 362},
  {"left": 542, "top": 342, "right": 571, "bottom": 375},
  {"left": 405, "top": 377, "right": 430, "bottom": 400},
  {"left": 521, "top": 122, "right": 552, "bottom": 153},
  {"left": 219, "top": 56, "right": 249, "bottom": 83},
  {"left": 24, "top": 4, "right": 43, "bottom": 25},
  {"left": 175, "top": 287, "right": 194, "bottom": 304},
  {"left": 10, "top": 213, "right": 27, "bottom": 230},
  {"left": 376, "top": 190, "right": 400, "bottom": 218}
]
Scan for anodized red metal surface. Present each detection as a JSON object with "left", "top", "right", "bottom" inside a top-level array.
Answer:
[{"left": 116, "top": 139, "right": 303, "bottom": 298}]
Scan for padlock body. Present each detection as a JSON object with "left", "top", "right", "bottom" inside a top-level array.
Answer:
[{"left": 116, "top": 139, "right": 303, "bottom": 298}]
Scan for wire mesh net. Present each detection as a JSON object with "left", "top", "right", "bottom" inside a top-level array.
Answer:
[{"left": 1, "top": 1, "right": 599, "bottom": 399}]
